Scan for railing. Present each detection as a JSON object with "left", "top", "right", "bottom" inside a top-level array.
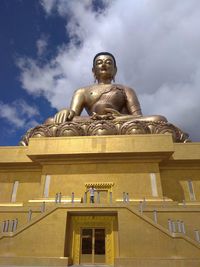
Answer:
[{"left": 1, "top": 192, "right": 200, "bottom": 247}]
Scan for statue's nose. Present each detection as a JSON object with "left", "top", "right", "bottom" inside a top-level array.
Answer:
[{"left": 101, "top": 63, "right": 107, "bottom": 70}]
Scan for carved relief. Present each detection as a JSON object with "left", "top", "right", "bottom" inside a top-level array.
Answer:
[
  {"left": 19, "top": 120, "right": 190, "bottom": 146},
  {"left": 119, "top": 120, "right": 150, "bottom": 135},
  {"left": 147, "top": 121, "right": 190, "bottom": 143},
  {"left": 85, "top": 120, "right": 118, "bottom": 136},
  {"left": 57, "top": 122, "right": 85, "bottom": 136},
  {"left": 85, "top": 182, "right": 114, "bottom": 191}
]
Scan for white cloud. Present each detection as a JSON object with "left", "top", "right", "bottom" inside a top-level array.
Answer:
[
  {"left": 18, "top": 0, "right": 200, "bottom": 141},
  {"left": 40, "top": 0, "right": 57, "bottom": 15},
  {"left": 140, "top": 64, "right": 200, "bottom": 139},
  {"left": 36, "top": 34, "right": 48, "bottom": 56},
  {"left": 0, "top": 100, "right": 39, "bottom": 129}
]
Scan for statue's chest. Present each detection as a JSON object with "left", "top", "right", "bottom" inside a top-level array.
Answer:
[
  {"left": 86, "top": 86, "right": 112, "bottom": 104},
  {"left": 86, "top": 86, "right": 126, "bottom": 110}
]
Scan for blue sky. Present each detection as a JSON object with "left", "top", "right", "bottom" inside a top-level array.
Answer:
[
  {"left": 0, "top": 0, "right": 66, "bottom": 145},
  {"left": 0, "top": 0, "right": 200, "bottom": 146}
]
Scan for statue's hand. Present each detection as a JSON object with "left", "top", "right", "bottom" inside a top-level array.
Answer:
[
  {"left": 91, "top": 112, "right": 115, "bottom": 120},
  {"left": 104, "top": 108, "right": 121, "bottom": 116},
  {"left": 54, "top": 109, "right": 75, "bottom": 124}
]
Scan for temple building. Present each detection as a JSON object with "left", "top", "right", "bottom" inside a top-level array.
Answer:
[
  {"left": 0, "top": 134, "right": 200, "bottom": 267},
  {"left": 0, "top": 52, "right": 200, "bottom": 266}
]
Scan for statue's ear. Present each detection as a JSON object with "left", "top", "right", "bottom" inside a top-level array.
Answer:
[
  {"left": 114, "top": 66, "right": 117, "bottom": 76},
  {"left": 92, "top": 67, "right": 97, "bottom": 83},
  {"left": 92, "top": 67, "right": 96, "bottom": 77}
]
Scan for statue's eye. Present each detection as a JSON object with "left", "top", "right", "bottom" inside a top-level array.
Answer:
[
  {"left": 106, "top": 60, "right": 112, "bottom": 65},
  {"left": 96, "top": 60, "right": 102, "bottom": 65}
]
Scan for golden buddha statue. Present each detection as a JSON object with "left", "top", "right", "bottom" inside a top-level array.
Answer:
[
  {"left": 49, "top": 52, "right": 167, "bottom": 124},
  {"left": 20, "top": 52, "right": 189, "bottom": 145}
]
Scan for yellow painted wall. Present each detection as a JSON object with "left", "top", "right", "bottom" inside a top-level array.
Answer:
[
  {"left": 0, "top": 171, "right": 41, "bottom": 202},
  {"left": 42, "top": 162, "right": 162, "bottom": 200},
  {"left": 160, "top": 168, "right": 200, "bottom": 202},
  {"left": 0, "top": 209, "right": 67, "bottom": 257},
  {"left": 145, "top": 210, "right": 200, "bottom": 239},
  {"left": 117, "top": 209, "right": 200, "bottom": 258}
]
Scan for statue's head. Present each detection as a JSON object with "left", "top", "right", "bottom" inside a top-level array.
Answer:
[
  {"left": 92, "top": 52, "right": 117, "bottom": 83},
  {"left": 93, "top": 52, "right": 116, "bottom": 67}
]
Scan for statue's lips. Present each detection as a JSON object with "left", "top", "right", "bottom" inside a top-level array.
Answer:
[{"left": 99, "top": 68, "right": 109, "bottom": 72}]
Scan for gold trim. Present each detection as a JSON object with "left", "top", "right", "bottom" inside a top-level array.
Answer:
[
  {"left": 116, "top": 198, "right": 173, "bottom": 202},
  {"left": 85, "top": 182, "right": 114, "bottom": 191},
  {"left": 0, "top": 203, "right": 23, "bottom": 207},
  {"left": 28, "top": 198, "right": 81, "bottom": 203}
]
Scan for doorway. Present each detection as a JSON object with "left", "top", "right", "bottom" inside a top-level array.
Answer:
[
  {"left": 80, "top": 228, "right": 105, "bottom": 264},
  {"left": 70, "top": 215, "right": 116, "bottom": 265}
]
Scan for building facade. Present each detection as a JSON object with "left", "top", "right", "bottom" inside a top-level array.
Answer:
[{"left": 0, "top": 134, "right": 200, "bottom": 267}]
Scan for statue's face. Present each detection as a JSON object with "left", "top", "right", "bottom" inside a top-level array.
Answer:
[{"left": 93, "top": 54, "right": 117, "bottom": 81}]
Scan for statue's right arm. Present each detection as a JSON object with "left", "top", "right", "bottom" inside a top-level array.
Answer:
[{"left": 54, "top": 89, "right": 86, "bottom": 124}]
